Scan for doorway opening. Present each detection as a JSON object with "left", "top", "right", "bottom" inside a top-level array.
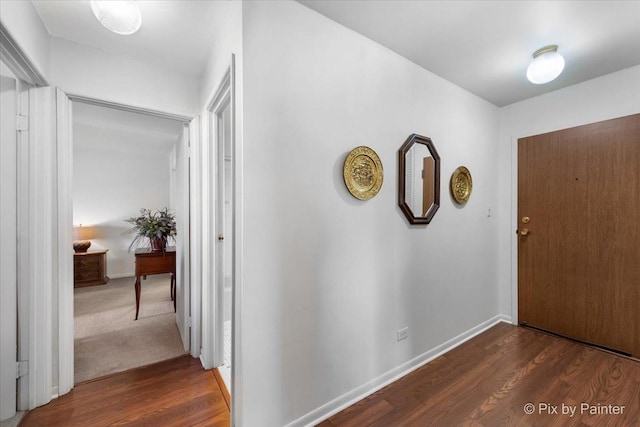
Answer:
[
  {"left": 71, "top": 100, "right": 191, "bottom": 383},
  {"left": 208, "top": 71, "right": 234, "bottom": 391}
]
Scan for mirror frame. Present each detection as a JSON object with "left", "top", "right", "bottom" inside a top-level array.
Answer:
[{"left": 398, "top": 134, "right": 441, "bottom": 224}]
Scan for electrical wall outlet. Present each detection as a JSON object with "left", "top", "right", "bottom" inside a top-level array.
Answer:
[{"left": 397, "top": 327, "right": 409, "bottom": 341}]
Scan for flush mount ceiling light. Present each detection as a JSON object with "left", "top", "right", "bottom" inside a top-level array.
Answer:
[
  {"left": 526, "top": 45, "right": 565, "bottom": 84},
  {"left": 91, "top": 0, "right": 142, "bottom": 35}
]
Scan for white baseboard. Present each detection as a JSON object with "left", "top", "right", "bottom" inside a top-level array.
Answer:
[
  {"left": 107, "top": 273, "right": 134, "bottom": 279},
  {"left": 287, "top": 314, "right": 512, "bottom": 427}
]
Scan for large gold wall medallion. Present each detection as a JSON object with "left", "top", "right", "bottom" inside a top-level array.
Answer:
[
  {"left": 450, "top": 166, "right": 473, "bottom": 204},
  {"left": 343, "top": 146, "right": 384, "bottom": 200}
]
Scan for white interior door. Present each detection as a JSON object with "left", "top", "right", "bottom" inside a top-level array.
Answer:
[
  {"left": 174, "top": 125, "right": 190, "bottom": 351},
  {"left": 215, "top": 96, "right": 233, "bottom": 389},
  {"left": 56, "top": 88, "right": 74, "bottom": 397},
  {"left": 18, "top": 86, "right": 74, "bottom": 409},
  {"left": 0, "top": 74, "right": 18, "bottom": 422}
]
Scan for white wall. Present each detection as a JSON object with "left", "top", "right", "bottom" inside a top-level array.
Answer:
[
  {"left": 200, "top": 1, "right": 242, "bottom": 107},
  {"left": 73, "top": 129, "right": 172, "bottom": 278},
  {"left": 50, "top": 38, "right": 199, "bottom": 117},
  {"left": 497, "top": 64, "right": 640, "bottom": 320},
  {"left": 0, "top": 0, "right": 50, "bottom": 82},
  {"left": 241, "top": 2, "right": 500, "bottom": 425}
]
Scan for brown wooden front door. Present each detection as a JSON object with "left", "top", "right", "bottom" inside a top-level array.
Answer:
[{"left": 518, "top": 114, "right": 640, "bottom": 357}]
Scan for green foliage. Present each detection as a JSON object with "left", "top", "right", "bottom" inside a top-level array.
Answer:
[{"left": 125, "top": 208, "right": 177, "bottom": 251}]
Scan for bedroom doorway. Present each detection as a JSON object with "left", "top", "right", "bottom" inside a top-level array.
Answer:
[{"left": 71, "top": 100, "right": 190, "bottom": 383}]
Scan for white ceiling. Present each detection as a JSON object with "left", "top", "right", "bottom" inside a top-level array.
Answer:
[
  {"left": 31, "top": 0, "right": 231, "bottom": 77},
  {"left": 299, "top": 1, "right": 640, "bottom": 106},
  {"left": 74, "top": 102, "right": 184, "bottom": 153},
  {"left": 30, "top": 1, "right": 640, "bottom": 106}
]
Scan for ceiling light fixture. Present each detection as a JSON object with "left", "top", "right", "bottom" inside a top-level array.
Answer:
[
  {"left": 91, "top": 0, "right": 142, "bottom": 35},
  {"left": 526, "top": 45, "right": 565, "bottom": 84}
]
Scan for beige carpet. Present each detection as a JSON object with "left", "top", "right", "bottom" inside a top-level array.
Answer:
[{"left": 74, "top": 274, "right": 186, "bottom": 384}]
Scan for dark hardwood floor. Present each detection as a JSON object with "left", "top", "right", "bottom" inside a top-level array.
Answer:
[
  {"left": 20, "top": 356, "right": 230, "bottom": 427},
  {"left": 18, "top": 323, "right": 640, "bottom": 426},
  {"left": 319, "top": 323, "right": 640, "bottom": 427}
]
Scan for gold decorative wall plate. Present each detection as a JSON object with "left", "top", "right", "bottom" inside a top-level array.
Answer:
[
  {"left": 343, "top": 146, "right": 384, "bottom": 200},
  {"left": 450, "top": 166, "right": 473, "bottom": 204}
]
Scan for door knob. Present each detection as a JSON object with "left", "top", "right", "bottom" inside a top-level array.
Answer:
[
  {"left": 520, "top": 228, "right": 530, "bottom": 236},
  {"left": 217, "top": 235, "right": 224, "bottom": 241}
]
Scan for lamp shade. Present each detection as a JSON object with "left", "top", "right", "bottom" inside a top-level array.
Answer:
[
  {"left": 527, "top": 45, "right": 565, "bottom": 85},
  {"left": 74, "top": 225, "right": 95, "bottom": 241},
  {"left": 73, "top": 225, "right": 95, "bottom": 253},
  {"left": 91, "top": 0, "right": 142, "bottom": 35}
]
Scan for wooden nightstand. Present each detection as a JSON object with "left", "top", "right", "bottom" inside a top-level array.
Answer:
[{"left": 74, "top": 250, "right": 109, "bottom": 288}]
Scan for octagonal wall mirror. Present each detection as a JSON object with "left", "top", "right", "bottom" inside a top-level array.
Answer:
[{"left": 398, "top": 134, "right": 440, "bottom": 224}]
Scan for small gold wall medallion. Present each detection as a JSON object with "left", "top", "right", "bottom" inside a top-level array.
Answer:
[
  {"left": 343, "top": 146, "right": 384, "bottom": 200},
  {"left": 450, "top": 166, "right": 472, "bottom": 204}
]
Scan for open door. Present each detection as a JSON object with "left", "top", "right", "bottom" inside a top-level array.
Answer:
[
  {"left": 173, "top": 117, "right": 201, "bottom": 355},
  {"left": 174, "top": 125, "right": 190, "bottom": 351},
  {"left": 0, "top": 74, "right": 18, "bottom": 422},
  {"left": 15, "top": 85, "right": 73, "bottom": 410}
]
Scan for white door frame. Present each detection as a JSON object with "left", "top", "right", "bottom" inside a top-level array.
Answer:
[
  {"left": 509, "top": 136, "right": 519, "bottom": 324},
  {"left": 62, "top": 94, "right": 200, "bottom": 358},
  {"left": 56, "top": 88, "right": 74, "bottom": 397},
  {"left": 214, "top": 77, "right": 231, "bottom": 381},
  {"left": 203, "top": 69, "right": 232, "bottom": 370},
  {"left": 22, "top": 91, "right": 199, "bottom": 407},
  {"left": 0, "top": 73, "right": 18, "bottom": 421},
  {"left": 4, "top": 24, "right": 205, "bottom": 408},
  {"left": 202, "top": 55, "right": 242, "bottom": 425}
]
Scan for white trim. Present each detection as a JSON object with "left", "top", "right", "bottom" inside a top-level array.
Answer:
[
  {"left": 0, "top": 73, "right": 18, "bottom": 422},
  {"left": 107, "top": 273, "right": 134, "bottom": 280},
  {"left": 201, "top": 55, "right": 242, "bottom": 427},
  {"left": 16, "top": 79, "right": 31, "bottom": 411},
  {"left": 55, "top": 88, "right": 74, "bottom": 396},
  {"left": 0, "top": 23, "right": 48, "bottom": 87},
  {"left": 189, "top": 116, "right": 202, "bottom": 358},
  {"left": 229, "top": 54, "right": 243, "bottom": 427},
  {"left": 199, "top": 101, "right": 212, "bottom": 366},
  {"left": 219, "top": 364, "right": 231, "bottom": 392},
  {"left": 177, "top": 124, "right": 191, "bottom": 352},
  {"left": 287, "top": 315, "right": 512, "bottom": 427},
  {"left": 203, "top": 66, "right": 232, "bottom": 370},
  {"left": 67, "top": 95, "right": 191, "bottom": 123}
]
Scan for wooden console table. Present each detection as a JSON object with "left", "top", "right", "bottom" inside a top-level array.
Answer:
[
  {"left": 134, "top": 247, "right": 176, "bottom": 320},
  {"left": 74, "top": 250, "right": 109, "bottom": 288}
]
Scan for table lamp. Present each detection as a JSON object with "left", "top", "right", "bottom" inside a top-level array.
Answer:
[{"left": 73, "top": 225, "right": 95, "bottom": 253}]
